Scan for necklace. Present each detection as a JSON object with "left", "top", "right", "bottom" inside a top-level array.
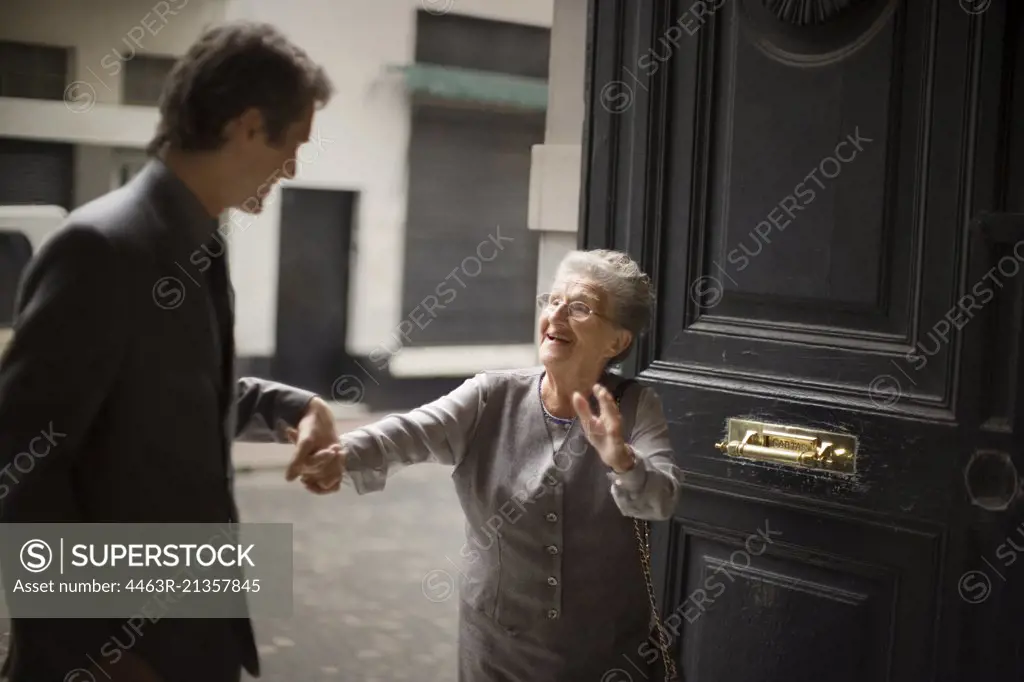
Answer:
[{"left": 539, "top": 373, "right": 575, "bottom": 427}]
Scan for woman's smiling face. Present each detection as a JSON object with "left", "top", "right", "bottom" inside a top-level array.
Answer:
[{"left": 537, "top": 275, "right": 631, "bottom": 374}]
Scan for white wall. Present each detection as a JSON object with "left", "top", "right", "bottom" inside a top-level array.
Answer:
[
  {"left": 529, "top": 0, "right": 587, "bottom": 298},
  {"left": 0, "top": 0, "right": 554, "bottom": 362}
]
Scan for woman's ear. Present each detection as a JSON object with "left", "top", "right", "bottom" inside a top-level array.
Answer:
[{"left": 608, "top": 329, "right": 633, "bottom": 359}]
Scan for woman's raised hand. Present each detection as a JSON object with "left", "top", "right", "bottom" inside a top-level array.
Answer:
[{"left": 572, "top": 384, "right": 636, "bottom": 473}]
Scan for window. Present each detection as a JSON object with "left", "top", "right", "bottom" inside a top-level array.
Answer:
[
  {"left": 0, "top": 41, "right": 69, "bottom": 101},
  {"left": 0, "top": 138, "right": 74, "bottom": 210},
  {"left": 415, "top": 11, "right": 549, "bottom": 79},
  {"left": 122, "top": 55, "right": 177, "bottom": 106}
]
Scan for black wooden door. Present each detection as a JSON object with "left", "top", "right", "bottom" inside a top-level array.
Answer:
[{"left": 583, "top": 1, "right": 1023, "bottom": 680}]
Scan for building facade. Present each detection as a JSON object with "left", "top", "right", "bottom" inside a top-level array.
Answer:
[{"left": 0, "top": 0, "right": 560, "bottom": 409}]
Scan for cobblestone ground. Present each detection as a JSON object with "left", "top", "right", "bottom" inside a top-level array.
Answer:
[{"left": 236, "top": 452, "right": 465, "bottom": 682}]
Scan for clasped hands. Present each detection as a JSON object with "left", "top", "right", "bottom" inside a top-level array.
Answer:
[
  {"left": 284, "top": 397, "right": 346, "bottom": 494},
  {"left": 283, "top": 384, "right": 636, "bottom": 495}
]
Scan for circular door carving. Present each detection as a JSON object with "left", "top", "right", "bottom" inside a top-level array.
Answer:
[
  {"left": 762, "top": 0, "right": 863, "bottom": 26},
  {"left": 964, "top": 450, "right": 1020, "bottom": 512},
  {"left": 740, "top": 0, "right": 899, "bottom": 67}
]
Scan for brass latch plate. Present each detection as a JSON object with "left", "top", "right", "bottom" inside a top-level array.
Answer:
[{"left": 715, "top": 418, "right": 857, "bottom": 475}]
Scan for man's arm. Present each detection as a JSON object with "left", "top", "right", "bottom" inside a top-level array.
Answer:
[
  {"left": 234, "top": 378, "right": 340, "bottom": 484},
  {"left": 234, "top": 377, "right": 318, "bottom": 443},
  {"left": 292, "top": 374, "right": 488, "bottom": 495}
]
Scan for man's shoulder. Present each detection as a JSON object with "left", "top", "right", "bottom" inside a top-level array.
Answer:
[
  {"left": 66, "top": 182, "right": 155, "bottom": 238},
  {"left": 23, "top": 186, "right": 159, "bottom": 300},
  {"left": 31, "top": 222, "right": 116, "bottom": 268},
  {"left": 36, "top": 183, "right": 162, "bottom": 272}
]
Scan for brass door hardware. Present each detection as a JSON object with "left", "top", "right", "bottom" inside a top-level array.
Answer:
[{"left": 715, "top": 418, "right": 857, "bottom": 474}]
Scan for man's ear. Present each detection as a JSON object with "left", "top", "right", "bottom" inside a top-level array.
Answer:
[{"left": 235, "top": 107, "right": 265, "bottom": 141}]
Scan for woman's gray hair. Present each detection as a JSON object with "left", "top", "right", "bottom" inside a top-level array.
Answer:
[{"left": 554, "top": 249, "right": 655, "bottom": 365}]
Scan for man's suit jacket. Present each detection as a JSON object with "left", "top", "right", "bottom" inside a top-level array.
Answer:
[{"left": 0, "top": 160, "right": 318, "bottom": 681}]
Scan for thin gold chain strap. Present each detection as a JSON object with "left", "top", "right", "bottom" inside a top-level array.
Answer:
[
  {"left": 616, "top": 379, "right": 678, "bottom": 680},
  {"left": 633, "top": 519, "right": 679, "bottom": 681}
]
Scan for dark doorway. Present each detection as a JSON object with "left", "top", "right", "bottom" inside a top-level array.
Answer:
[
  {"left": 273, "top": 187, "right": 357, "bottom": 396},
  {"left": 0, "top": 231, "right": 32, "bottom": 325},
  {"left": 585, "top": 1, "right": 1022, "bottom": 681}
]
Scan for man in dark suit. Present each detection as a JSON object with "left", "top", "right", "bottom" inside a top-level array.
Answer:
[{"left": 0, "top": 21, "right": 342, "bottom": 682}]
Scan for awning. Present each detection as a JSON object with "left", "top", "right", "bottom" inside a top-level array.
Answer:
[{"left": 388, "top": 63, "right": 548, "bottom": 112}]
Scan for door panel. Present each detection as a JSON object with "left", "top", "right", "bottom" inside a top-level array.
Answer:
[
  {"left": 660, "top": 0, "right": 959, "bottom": 414},
  {"left": 583, "top": 1, "right": 1022, "bottom": 680},
  {"left": 673, "top": 489, "right": 940, "bottom": 681}
]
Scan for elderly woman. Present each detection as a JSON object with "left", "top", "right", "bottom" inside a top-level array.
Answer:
[{"left": 301, "top": 249, "right": 683, "bottom": 682}]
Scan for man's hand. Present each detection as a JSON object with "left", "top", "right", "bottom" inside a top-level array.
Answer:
[{"left": 285, "top": 397, "right": 339, "bottom": 487}]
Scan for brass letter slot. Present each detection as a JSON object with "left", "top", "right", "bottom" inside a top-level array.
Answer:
[{"left": 715, "top": 418, "right": 857, "bottom": 475}]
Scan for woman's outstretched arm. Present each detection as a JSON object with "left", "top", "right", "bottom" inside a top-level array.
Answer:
[{"left": 338, "top": 373, "right": 488, "bottom": 494}]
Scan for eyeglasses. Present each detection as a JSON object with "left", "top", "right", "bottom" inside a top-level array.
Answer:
[{"left": 536, "top": 293, "right": 611, "bottom": 323}]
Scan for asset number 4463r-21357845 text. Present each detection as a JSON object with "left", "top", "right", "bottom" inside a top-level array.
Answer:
[{"left": 125, "top": 578, "right": 261, "bottom": 593}]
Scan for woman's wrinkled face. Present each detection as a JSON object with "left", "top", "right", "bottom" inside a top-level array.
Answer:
[{"left": 537, "top": 275, "right": 631, "bottom": 373}]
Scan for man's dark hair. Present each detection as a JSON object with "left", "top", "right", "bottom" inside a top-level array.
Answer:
[{"left": 147, "top": 21, "right": 333, "bottom": 155}]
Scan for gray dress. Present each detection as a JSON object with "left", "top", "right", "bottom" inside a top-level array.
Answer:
[{"left": 340, "top": 367, "right": 683, "bottom": 682}]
